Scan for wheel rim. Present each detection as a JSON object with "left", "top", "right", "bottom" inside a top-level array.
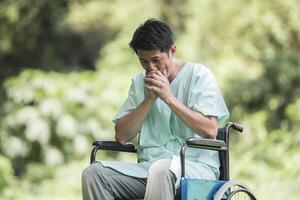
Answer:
[{"left": 213, "top": 180, "right": 256, "bottom": 200}]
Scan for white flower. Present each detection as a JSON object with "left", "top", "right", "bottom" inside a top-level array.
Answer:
[
  {"left": 5, "top": 137, "right": 29, "bottom": 158},
  {"left": 7, "top": 86, "right": 34, "bottom": 104},
  {"left": 85, "top": 118, "right": 102, "bottom": 138},
  {"left": 73, "top": 136, "right": 89, "bottom": 156},
  {"left": 39, "top": 98, "right": 63, "bottom": 118},
  {"left": 25, "top": 117, "right": 50, "bottom": 144},
  {"left": 44, "top": 147, "right": 64, "bottom": 166},
  {"left": 56, "top": 115, "right": 77, "bottom": 138},
  {"left": 15, "top": 106, "right": 39, "bottom": 125},
  {"left": 32, "top": 77, "right": 56, "bottom": 95},
  {"left": 65, "top": 87, "right": 89, "bottom": 104}
]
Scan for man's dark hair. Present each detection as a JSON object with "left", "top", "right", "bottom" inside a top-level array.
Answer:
[{"left": 129, "top": 19, "right": 174, "bottom": 54}]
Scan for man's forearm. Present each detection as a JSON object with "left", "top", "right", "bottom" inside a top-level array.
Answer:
[
  {"left": 165, "top": 96, "right": 218, "bottom": 139},
  {"left": 115, "top": 97, "right": 155, "bottom": 144}
]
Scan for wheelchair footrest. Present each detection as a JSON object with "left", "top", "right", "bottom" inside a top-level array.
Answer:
[{"left": 181, "top": 178, "right": 225, "bottom": 200}]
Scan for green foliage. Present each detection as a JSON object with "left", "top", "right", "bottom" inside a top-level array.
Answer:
[
  {"left": 0, "top": 69, "right": 132, "bottom": 175},
  {"left": 1, "top": 160, "right": 85, "bottom": 200},
  {"left": 231, "top": 128, "right": 300, "bottom": 200},
  {"left": 0, "top": 0, "right": 300, "bottom": 199},
  {"left": 180, "top": 0, "right": 300, "bottom": 132},
  {"left": 0, "top": 155, "right": 12, "bottom": 193},
  {"left": 0, "top": 0, "right": 119, "bottom": 83}
]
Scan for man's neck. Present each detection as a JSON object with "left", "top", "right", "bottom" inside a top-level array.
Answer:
[{"left": 168, "top": 59, "right": 185, "bottom": 82}]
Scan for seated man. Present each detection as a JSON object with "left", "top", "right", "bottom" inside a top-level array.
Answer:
[{"left": 82, "top": 19, "right": 229, "bottom": 200}]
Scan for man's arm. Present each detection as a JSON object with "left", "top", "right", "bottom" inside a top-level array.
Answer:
[
  {"left": 115, "top": 92, "right": 156, "bottom": 144},
  {"left": 144, "top": 69, "right": 218, "bottom": 139},
  {"left": 165, "top": 97, "right": 218, "bottom": 139}
]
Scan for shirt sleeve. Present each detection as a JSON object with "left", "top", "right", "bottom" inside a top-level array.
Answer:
[
  {"left": 112, "top": 78, "right": 138, "bottom": 124},
  {"left": 187, "top": 66, "right": 230, "bottom": 125}
]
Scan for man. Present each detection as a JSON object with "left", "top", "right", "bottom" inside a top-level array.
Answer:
[{"left": 82, "top": 19, "right": 229, "bottom": 200}]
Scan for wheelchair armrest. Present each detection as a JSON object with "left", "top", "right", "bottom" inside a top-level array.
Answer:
[
  {"left": 90, "top": 141, "right": 137, "bottom": 164},
  {"left": 92, "top": 141, "right": 137, "bottom": 153},
  {"left": 180, "top": 137, "right": 227, "bottom": 178},
  {"left": 186, "top": 137, "right": 227, "bottom": 151}
]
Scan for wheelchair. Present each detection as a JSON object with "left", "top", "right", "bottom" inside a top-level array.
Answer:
[{"left": 89, "top": 122, "right": 257, "bottom": 200}]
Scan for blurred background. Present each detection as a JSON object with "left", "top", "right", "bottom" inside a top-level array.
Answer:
[{"left": 0, "top": 0, "right": 300, "bottom": 199}]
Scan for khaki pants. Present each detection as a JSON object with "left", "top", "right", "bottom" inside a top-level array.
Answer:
[{"left": 82, "top": 159, "right": 176, "bottom": 200}]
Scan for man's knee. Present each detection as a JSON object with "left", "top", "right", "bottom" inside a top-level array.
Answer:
[
  {"left": 148, "top": 159, "right": 171, "bottom": 178},
  {"left": 82, "top": 163, "right": 102, "bottom": 182}
]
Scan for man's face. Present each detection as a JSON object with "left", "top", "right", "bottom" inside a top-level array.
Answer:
[{"left": 137, "top": 48, "right": 174, "bottom": 78}]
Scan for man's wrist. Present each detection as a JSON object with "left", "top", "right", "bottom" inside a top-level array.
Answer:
[
  {"left": 146, "top": 96, "right": 157, "bottom": 104},
  {"left": 164, "top": 95, "right": 176, "bottom": 106}
]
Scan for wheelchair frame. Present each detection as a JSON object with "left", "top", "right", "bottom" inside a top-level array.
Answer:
[{"left": 89, "top": 122, "right": 256, "bottom": 200}]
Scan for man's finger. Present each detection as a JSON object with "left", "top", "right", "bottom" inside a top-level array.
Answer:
[
  {"left": 154, "top": 70, "right": 168, "bottom": 81},
  {"left": 144, "top": 78, "right": 163, "bottom": 87},
  {"left": 144, "top": 84, "right": 160, "bottom": 92},
  {"left": 162, "top": 68, "right": 167, "bottom": 77},
  {"left": 146, "top": 69, "right": 158, "bottom": 76},
  {"left": 145, "top": 74, "right": 164, "bottom": 82}
]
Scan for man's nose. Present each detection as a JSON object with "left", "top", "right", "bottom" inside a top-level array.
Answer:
[{"left": 147, "top": 62, "right": 157, "bottom": 72}]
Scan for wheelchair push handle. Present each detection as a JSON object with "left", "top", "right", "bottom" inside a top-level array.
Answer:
[{"left": 228, "top": 122, "right": 243, "bottom": 132}]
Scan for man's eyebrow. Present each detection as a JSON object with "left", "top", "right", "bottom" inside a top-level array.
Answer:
[
  {"left": 139, "top": 56, "right": 160, "bottom": 60},
  {"left": 150, "top": 56, "right": 160, "bottom": 59}
]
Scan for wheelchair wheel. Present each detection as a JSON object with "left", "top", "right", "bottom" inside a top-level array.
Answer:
[{"left": 213, "top": 180, "right": 256, "bottom": 200}]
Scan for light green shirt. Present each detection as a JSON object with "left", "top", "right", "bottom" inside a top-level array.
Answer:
[{"left": 101, "top": 63, "right": 229, "bottom": 180}]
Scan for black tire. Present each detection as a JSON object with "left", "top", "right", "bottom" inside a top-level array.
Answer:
[{"left": 213, "top": 180, "right": 256, "bottom": 200}]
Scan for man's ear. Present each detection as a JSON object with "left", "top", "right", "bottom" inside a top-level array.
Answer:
[{"left": 170, "top": 44, "right": 176, "bottom": 57}]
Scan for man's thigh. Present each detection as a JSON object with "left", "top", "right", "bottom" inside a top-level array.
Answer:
[{"left": 89, "top": 163, "right": 147, "bottom": 199}]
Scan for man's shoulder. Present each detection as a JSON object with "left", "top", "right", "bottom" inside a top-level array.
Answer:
[
  {"left": 131, "top": 71, "right": 145, "bottom": 83},
  {"left": 185, "top": 62, "right": 213, "bottom": 77}
]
